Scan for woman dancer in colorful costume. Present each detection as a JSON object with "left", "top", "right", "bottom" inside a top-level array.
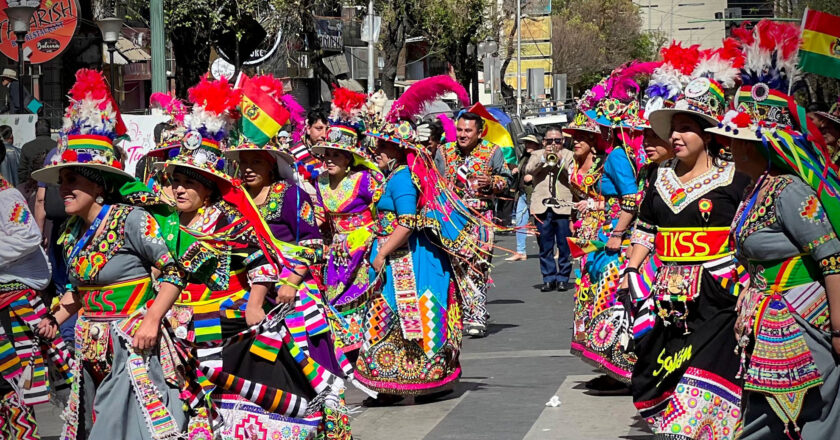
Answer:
[
  {"left": 708, "top": 20, "right": 840, "bottom": 438},
  {"left": 312, "top": 88, "right": 383, "bottom": 357},
  {"left": 625, "top": 71, "right": 749, "bottom": 438},
  {"left": 354, "top": 76, "right": 474, "bottom": 404},
  {"left": 224, "top": 74, "right": 346, "bottom": 378},
  {"left": 33, "top": 70, "right": 192, "bottom": 440},
  {"left": 162, "top": 75, "right": 350, "bottom": 440},
  {"left": 564, "top": 112, "right": 606, "bottom": 368},
  {"left": 567, "top": 66, "right": 653, "bottom": 392},
  {"left": 0, "top": 149, "right": 72, "bottom": 439}
]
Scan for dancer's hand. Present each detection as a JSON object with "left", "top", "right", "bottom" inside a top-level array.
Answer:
[
  {"left": 245, "top": 305, "right": 266, "bottom": 326},
  {"left": 132, "top": 319, "right": 160, "bottom": 351},
  {"left": 372, "top": 254, "right": 386, "bottom": 273},
  {"left": 37, "top": 317, "right": 58, "bottom": 339},
  {"left": 276, "top": 285, "right": 297, "bottom": 304}
]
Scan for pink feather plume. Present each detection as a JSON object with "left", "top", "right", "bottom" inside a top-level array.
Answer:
[
  {"left": 387, "top": 75, "right": 471, "bottom": 122},
  {"left": 149, "top": 91, "right": 187, "bottom": 124},
  {"left": 280, "top": 93, "right": 306, "bottom": 144},
  {"left": 609, "top": 60, "right": 662, "bottom": 102},
  {"left": 438, "top": 114, "right": 457, "bottom": 143}
]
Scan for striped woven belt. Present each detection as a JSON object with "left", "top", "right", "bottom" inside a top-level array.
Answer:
[{"left": 79, "top": 277, "right": 153, "bottom": 317}]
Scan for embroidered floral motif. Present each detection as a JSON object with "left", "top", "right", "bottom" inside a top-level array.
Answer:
[
  {"left": 258, "top": 182, "right": 289, "bottom": 221},
  {"left": 655, "top": 159, "right": 735, "bottom": 214},
  {"left": 63, "top": 205, "right": 131, "bottom": 282},
  {"left": 318, "top": 172, "right": 366, "bottom": 213},
  {"left": 820, "top": 254, "right": 840, "bottom": 275},
  {"left": 300, "top": 201, "right": 315, "bottom": 226},
  {"left": 804, "top": 233, "right": 837, "bottom": 253},
  {"left": 8, "top": 202, "right": 30, "bottom": 225},
  {"left": 732, "top": 175, "right": 792, "bottom": 248},
  {"left": 799, "top": 194, "right": 826, "bottom": 224}
]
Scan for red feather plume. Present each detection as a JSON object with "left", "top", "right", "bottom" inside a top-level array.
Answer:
[
  {"left": 332, "top": 87, "right": 368, "bottom": 114},
  {"left": 67, "top": 69, "right": 126, "bottom": 136},
  {"left": 755, "top": 19, "right": 801, "bottom": 60},
  {"left": 730, "top": 22, "right": 754, "bottom": 46},
  {"left": 717, "top": 37, "right": 745, "bottom": 69},
  {"left": 249, "top": 74, "right": 285, "bottom": 98},
  {"left": 387, "top": 75, "right": 471, "bottom": 122},
  {"left": 188, "top": 74, "right": 241, "bottom": 115},
  {"left": 660, "top": 41, "right": 701, "bottom": 75}
]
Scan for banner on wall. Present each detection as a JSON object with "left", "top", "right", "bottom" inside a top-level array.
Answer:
[{"left": 121, "top": 114, "right": 168, "bottom": 176}]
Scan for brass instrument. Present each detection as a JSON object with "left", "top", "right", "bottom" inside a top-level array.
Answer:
[{"left": 546, "top": 152, "right": 558, "bottom": 167}]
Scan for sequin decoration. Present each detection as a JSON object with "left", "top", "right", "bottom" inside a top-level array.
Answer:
[{"left": 8, "top": 202, "right": 30, "bottom": 225}]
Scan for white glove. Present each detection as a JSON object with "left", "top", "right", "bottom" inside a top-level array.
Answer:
[{"left": 416, "top": 123, "right": 431, "bottom": 142}]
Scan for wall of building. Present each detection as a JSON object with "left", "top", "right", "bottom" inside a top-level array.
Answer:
[{"left": 635, "top": 0, "right": 726, "bottom": 48}]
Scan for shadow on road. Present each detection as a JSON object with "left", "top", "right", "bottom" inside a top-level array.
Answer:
[
  {"left": 485, "top": 323, "right": 518, "bottom": 336},
  {"left": 487, "top": 299, "right": 524, "bottom": 305}
]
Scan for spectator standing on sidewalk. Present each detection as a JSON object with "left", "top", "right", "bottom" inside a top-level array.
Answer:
[
  {"left": 506, "top": 134, "right": 540, "bottom": 261},
  {"left": 524, "top": 126, "right": 574, "bottom": 292}
]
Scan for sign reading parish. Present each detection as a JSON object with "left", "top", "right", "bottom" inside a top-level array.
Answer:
[{"left": 0, "top": 0, "right": 79, "bottom": 64}]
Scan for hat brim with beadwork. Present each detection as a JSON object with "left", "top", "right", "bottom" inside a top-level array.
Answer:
[
  {"left": 815, "top": 111, "right": 840, "bottom": 127},
  {"left": 155, "top": 134, "right": 234, "bottom": 186},
  {"left": 32, "top": 135, "right": 136, "bottom": 185},
  {"left": 648, "top": 77, "right": 727, "bottom": 141},
  {"left": 310, "top": 124, "right": 371, "bottom": 161},
  {"left": 562, "top": 112, "right": 601, "bottom": 135},
  {"left": 224, "top": 142, "right": 295, "bottom": 179},
  {"left": 364, "top": 120, "right": 419, "bottom": 150}
]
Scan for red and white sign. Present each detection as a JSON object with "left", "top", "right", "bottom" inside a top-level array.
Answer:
[{"left": 0, "top": 0, "right": 79, "bottom": 64}]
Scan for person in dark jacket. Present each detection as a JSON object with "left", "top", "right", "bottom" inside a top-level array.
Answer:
[{"left": 17, "top": 119, "right": 55, "bottom": 201}]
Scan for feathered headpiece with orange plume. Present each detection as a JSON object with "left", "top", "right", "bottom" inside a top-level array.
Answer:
[
  {"left": 64, "top": 69, "right": 126, "bottom": 139},
  {"left": 187, "top": 74, "right": 242, "bottom": 141}
]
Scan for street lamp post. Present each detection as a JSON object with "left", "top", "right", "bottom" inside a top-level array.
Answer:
[
  {"left": 477, "top": 38, "right": 498, "bottom": 105},
  {"left": 97, "top": 17, "right": 124, "bottom": 100},
  {"left": 5, "top": 5, "right": 36, "bottom": 113}
]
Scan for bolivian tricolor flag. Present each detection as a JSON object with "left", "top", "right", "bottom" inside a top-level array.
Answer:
[
  {"left": 799, "top": 8, "right": 840, "bottom": 80},
  {"left": 468, "top": 102, "right": 516, "bottom": 164},
  {"left": 238, "top": 75, "right": 290, "bottom": 146}
]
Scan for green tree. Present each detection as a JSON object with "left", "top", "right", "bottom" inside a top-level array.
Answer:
[{"left": 550, "top": 0, "right": 658, "bottom": 93}]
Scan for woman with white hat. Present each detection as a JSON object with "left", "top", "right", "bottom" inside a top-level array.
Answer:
[{"left": 33, "top": 69, "right": 192, "bottom": 440}]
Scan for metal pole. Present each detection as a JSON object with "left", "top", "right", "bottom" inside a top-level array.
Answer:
[
  {"left": 108, "top": 45, "right": 116, "bottom": 102},
  {"left": 367, "top": 0, "right": 375, "bottom": 94},
  {"left": 16, "top": 33, "right": 24, "bottom": 113},
  {"left": 150, "top": 0, "right": 166, "bottom": 93},
  {"left": 516, "top": 0, "right": 521, "bottom": 117}
]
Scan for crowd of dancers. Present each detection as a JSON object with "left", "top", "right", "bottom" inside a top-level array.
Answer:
[{"left": 1, "top": 17, "right": 840, "bottom": 440}]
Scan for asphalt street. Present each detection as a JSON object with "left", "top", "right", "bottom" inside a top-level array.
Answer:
[{"left": 35, "top": 234, "right": 652, "bottom": 439}]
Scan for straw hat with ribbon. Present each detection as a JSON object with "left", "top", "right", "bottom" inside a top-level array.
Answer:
[
  {"left": 158, "top": 74, "right": 240, "bottom": 186},
  {"left": 32, "top": 69, "right": 133, "bottom": 185}
]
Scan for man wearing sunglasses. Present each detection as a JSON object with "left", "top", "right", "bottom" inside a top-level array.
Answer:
[{"left": 523, "top": 126, "right": 574, "bottom": 292}]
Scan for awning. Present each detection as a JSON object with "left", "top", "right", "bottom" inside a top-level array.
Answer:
[{"left": 103, "top": 37, "right": 151, "bottom": 65}]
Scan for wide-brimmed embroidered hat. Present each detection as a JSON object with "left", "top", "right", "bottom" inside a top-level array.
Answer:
[
  {"left": 158, "top": 74, "right": 240, "bottom": 185},
  {"left": 310, "top": 87, "right": 375, "bottom": 166},
  {"left": 365, "top": 75, "right": 471, "bottom": 150},
  {"left": 562, "top": 111, "right": 601, "bottom": 135},
  {"left": 706, "top": 20, "right": 801, "bottom": 142},
  {"left": 225, "top": 74, "right": 299, "bottom": 178},
  {"left": 648, "top": 77, "right": 728, "bottom": 140},
  {"left": 32, "top": 69, "right": 134, "bottom": 185},
  {"left": 815, "top": 96, "right": 840, "bottom": 127}
]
